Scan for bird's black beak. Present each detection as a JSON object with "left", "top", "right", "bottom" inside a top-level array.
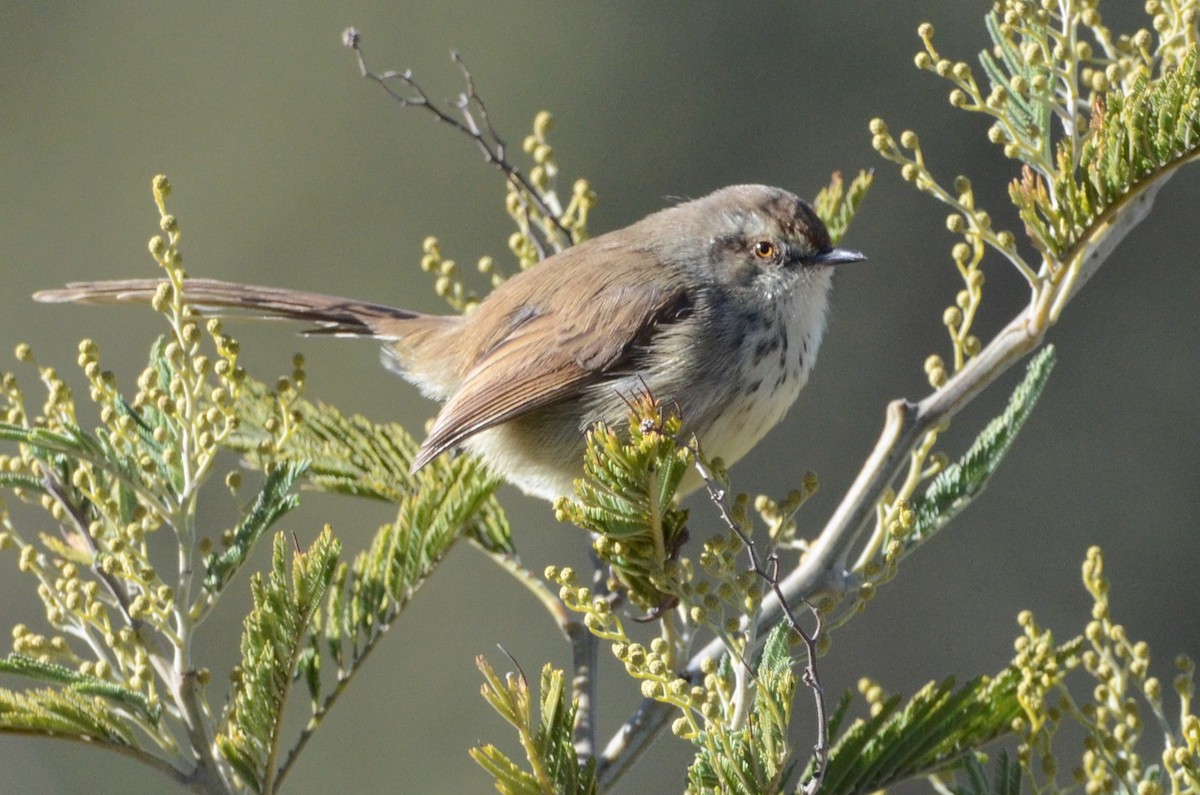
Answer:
[{"left": 812, "top": 247, "right": 867, "bottom": 266}]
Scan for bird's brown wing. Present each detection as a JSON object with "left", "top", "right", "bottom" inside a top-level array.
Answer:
[{"left": 410, "top": 256, "right": 689, "bottom": 472}]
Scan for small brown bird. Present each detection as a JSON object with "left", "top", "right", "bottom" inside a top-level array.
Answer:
[{"left": 36, "top": 185, "right": 864, "bottom": 501}]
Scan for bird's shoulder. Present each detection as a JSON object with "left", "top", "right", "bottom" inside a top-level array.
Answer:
[{"left": 460, "top": 232, "right": 687, "bottom": 371}]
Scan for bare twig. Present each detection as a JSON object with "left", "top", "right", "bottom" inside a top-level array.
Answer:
[
  {"left": 341, "top": 28, "right": 573, "bottom": 248},
  {"left": 797, "top": 603, "right": 828, "bottom": 795},
  {"left": 689, "top": 448, "right": 829, "bottom": 794}
]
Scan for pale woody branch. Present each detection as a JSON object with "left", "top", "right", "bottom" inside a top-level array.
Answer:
[{"left": 598, "top": 1, "right": 1200, "bottom": 777}]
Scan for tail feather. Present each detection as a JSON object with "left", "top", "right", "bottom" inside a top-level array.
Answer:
[{"left": 34, "top": 278, "right": 418, "bottom": 338}]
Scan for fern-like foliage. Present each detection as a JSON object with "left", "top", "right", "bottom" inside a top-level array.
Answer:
[
  {"left": 0, "top": 654, "right": 161, "bottom": 725},
  {"left": 470, "top": 659, "right": 598, "bottom": 795},
  {"left": 686, "top": 623, "right": 799, "bottom": 795},
  {"left": 1011, "top": 46, "right": 1200, "bottom": 257},
  {"left": 216, "top": 528, "right": 339, "bottom": 793},
  {"left": 230, "top": 377, "right": 513, "bottom": 554},
  {"left": 204, "top": 461, "right": 307, "bottom": 592},
  {"left": 854, "top": 0, "right": 1198, "bottom": 620},
  {"left": 0, "top": 686, "right": 137, "bottom": 746},
  {"left": 316, "top": 449, "right": 504, "bottom": 674},
  {"left": 907, "top": 345, "right": 1056, "bottom": 544},
  {"left": 0, "top": 163, "right": 522, "bottom": 791},
  {"left": 555, "top": 396, "right": 691, "bottom": 612},
  {"left": 978, "top": 11, "right": 1054, "bottom": 164},
  {"left": 819, "top": 639, "right": 1080, "bottom": 795},
  {"left": 257, "top": 399, "right": 508, "bottom": 785},
  {"left": 811, "top": 170, "right": 874, "bottom": 245},
  {"left": 230, "top": 378, "right": 416, "bottom": 504}
]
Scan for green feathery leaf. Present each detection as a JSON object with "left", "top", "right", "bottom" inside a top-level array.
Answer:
[
  {"left": 0, "top": 654, "right": 161, "bottom": 725},
  {"left": 229, "top": 378, "right": 419, "bottom": 503},
  {"left": 908, "top": 344, "right": 1056, "bottom": 543},
  {"left": 687, "top": 622, "right": 800, "bottom": 795},
  {"left": 216, "top": 528, "right": 339, "bottom": 793},
  {"left": 556, "top": 397, "right": 690, "bottom": 611},
  {"left": 0, "top": 471, "right": 46, "bottom": 493},
  {"left": 319, "top": 450, "right": 502, "bottom": 673},
  {"left": 1011, "top": 46, "right": 1200, "bottom": 257},
  {"left": 0, "top": 686, "right": 137, "bottom": 745},
  {"left": 470, "top": 659, "right": 598, "bottom": 795},
  {"left": 951, "top": 752, "right": 1021, "bottom": 795},
  {"left": 203, "top": 460, "right": 307, "bottom": 593},
  {"left": 979, "top": 11, "right": 1052, "bottom": 161},
  {"left": 229, "top": 377, "right": 512, "bottom": 553},
  {"left": 819, "top": 639, "right": 1080, "bottom": 795},
  {"left": 812, "top": 169, "right": 873, "bottom": 245}
]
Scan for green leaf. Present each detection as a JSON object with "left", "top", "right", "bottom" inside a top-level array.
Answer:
[
  {"left": 470, "top": 659, "right": 598, "bottom": 795},
  {"left": 228, "top": 376, "right": 512, "bottom": 554},
  {"left": 812, "top": 170, "right": 873, "bottom": 245},
  {"left": 908, "top": 344, "right": 1056, "bottom": 544},
  {"left": 229, "top": 378, "right": 419, "bottom": 503},
  {"left": 0, "top": 423, "right": 90, "bottom": 457},
  {"left": 819, "top": 640, "right": 1079, "bottom": 795},
  {"left": 1010, "top": 46, "right": 1200, "bottom": 256},
  {"left": 0, "top": 685, "right": 137, "bottom": 745},
  {"left": 320, "top": 450, "right": 502, "bottom": 675},
  {"left": 203, "top": 460, "right": 307, "bottom": 592},
  {"left": 215, "top": 528, "right": 340, "bottom": 793},
  {"left": 687, "top": 622, "right": 800, "bottom": 795},
  {"left": 556, "top": 399, "right": 690, "bottom": 611},
  {"left": 979, "top": 11, "right": 1052, "bottom": 160},
  {"left": 0, "top": 654, "right": 161, "bottom": 725},
  {"left": 951, "top": 751, "right": 1021, "bottom": 795},
  {"left": 0, "top": 471, "right": 46, "bottom": 493}
]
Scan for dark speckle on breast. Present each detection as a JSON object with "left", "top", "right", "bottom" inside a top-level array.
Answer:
[
  {"left": 753, "top": 335, "right": 780, "bottom": 363},
  {"left": 739, "top": 309, "right": 768, "bottom": 334}
]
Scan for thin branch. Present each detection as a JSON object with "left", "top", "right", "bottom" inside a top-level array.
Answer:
[
  {"left": 273, "top": 602, "right": 404, "bottom": 790},
  {"left": 473, "top": 541, "right": 573, "bottom": 632},
  {"left": 690, "top": 448, "right": 829, "bottom": 794},
  {"left": 42, "top": 471, "right": 139, "bottom": 630},
  {"left": 341, "top": 28, "right": 573, "bottom": 246},
  {"left": 796, "top": 594, "right": 827, "bottom": 795},
  {"left": 568, "top": 551, "right": 608, "bottom": 762}
]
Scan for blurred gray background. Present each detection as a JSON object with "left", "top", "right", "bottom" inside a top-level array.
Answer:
[{"left": 1, "top": 3, "right": 1196, "bottom": 794}]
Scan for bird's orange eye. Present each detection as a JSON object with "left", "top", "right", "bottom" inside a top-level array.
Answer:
[{"left": 752, "top": 240, "right": 777, "bottom": 260}]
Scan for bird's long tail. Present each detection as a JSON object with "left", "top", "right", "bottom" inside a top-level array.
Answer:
[{"left": 34, "top": 278, "right": 419, "bottom": 338}]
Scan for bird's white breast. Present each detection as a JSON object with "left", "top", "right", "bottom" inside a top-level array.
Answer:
[{"left": 695, "top": 269, "right": 832, "bottom": 468}]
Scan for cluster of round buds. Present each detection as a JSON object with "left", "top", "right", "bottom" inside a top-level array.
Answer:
[
  {"left": 609, "top": 636, "right": 702, "bottom": 738},
  {"left": 559, "top": 179, "right": 596, "bottom": 245},
  {"left": 420, "top": 235, "right": 479, "bottom": 312},
  {"left": 12, "top": 344, "right": 74, "bottom": 423},
  {"left": 11, "top": 623, "right": 73, "bottom": 666},
  {"left": 545, "top": 565, "right": 618, "bottom": 637},
  {"left": 522, "top": 110, "right": 558, "bottom": 191},
  {"left": 1012, "top": 609, "right": 1062, "bottom": 727}
]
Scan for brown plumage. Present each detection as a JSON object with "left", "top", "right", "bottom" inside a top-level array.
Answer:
[{"left": 36, "top": 185, "right": 864, "bottom": 501}]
